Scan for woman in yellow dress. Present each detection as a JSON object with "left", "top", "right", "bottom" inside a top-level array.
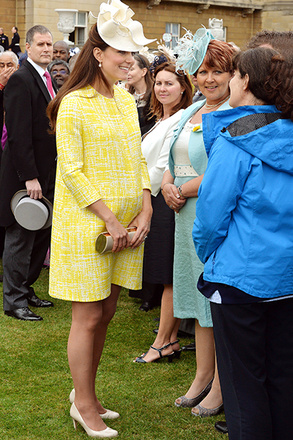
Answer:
[{"left": 47, "top": 1, "right": 154, "bottom": 438}]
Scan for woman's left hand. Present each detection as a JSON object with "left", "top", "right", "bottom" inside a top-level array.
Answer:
[
  {"left": 128, "top": 211, "right": 151, "bottom": 248},
  {"left": 128, "top": 189, "right": 152, "bottom": 249},
  {"left": 162, "top": 183, "right": 186, "bottom": 212}
]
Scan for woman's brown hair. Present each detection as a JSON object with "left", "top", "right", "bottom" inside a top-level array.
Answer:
[
  {"left": 128, "top": 54, "right": 153, "bottom": 102},
  {"left": 47, "top": 24, "right": 110, "bottom": 133},
  {"left": 233, "top": 47, "right": 293, "bottom": 121},
  {"left": 197, "top": 39, "right": 235, "bottom": 74},
  {"left": 247, "top": 30, "right": 293, "bottom": 54},
  {"left": 149, "top": 62, "right": 193, "bottom": 120}
]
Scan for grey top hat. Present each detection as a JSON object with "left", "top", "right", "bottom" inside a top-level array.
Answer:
[{"left": 11, "top": 190, "right": 53, "bottom": 231}]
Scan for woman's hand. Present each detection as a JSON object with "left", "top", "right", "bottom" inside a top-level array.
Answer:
[
  {"left": 88, "top": 199, "right": 131, "bottom": 253},
  {"left": 128, "top": 189, "right": 152, "bottom": 249},
  {"left": 105, "top": 218, "right": 131, "bottom": 253},
  {"left": 162, "top": 183, "right": 186, "bottom": 212},
  {"left": 128, "top": 210, "right": 151, "bottom": 249}
]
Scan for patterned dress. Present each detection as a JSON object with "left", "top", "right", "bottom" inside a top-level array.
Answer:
[
  {"left": 49, "top": 85, "right": 151, "bottom": 302},
  {"left": 172, "top": 120, "right": 212, "bottom": 326},
  {"left": 169, "top": 100, "right": 231, "bottom": 327}
]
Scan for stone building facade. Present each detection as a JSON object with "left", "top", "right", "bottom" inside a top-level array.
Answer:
[{"left": 0, "top": 1, "right": 292, "bottom": 53}]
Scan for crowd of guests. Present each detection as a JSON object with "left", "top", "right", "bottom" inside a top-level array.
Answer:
[
  {"left": 1, "top": 0, "right": 293, "bottom": 439},
  {"left": 0, "top": 32, "right": 75, "bottom": 286},
  {"left": 0, "top": 26, "right": 21, "bottom": 57}
]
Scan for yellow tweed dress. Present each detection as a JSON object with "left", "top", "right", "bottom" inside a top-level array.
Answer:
[{"left": 49, "top": 85, "right": 151, "bottom": 302}]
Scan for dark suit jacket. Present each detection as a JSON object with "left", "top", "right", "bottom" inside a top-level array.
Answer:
[
  {"left": 0, "top": 60, "right": 57, "bottom": 227},
  {"left": 9, "top": 32, "right": 21, "bottom": 54},
  {"left": 0, "top": 34, "right": 9, "bottom": 51},
  {"left": 0, "top": 90, "right": 3, "bottom": 142},
  {"left": 0, "top": 89, "right": 3, "bottom": 164}
]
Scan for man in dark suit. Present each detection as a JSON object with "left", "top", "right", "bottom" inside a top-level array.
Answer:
[
  {"left": 0, "top": 28, "right": 9, "bottom": 51},
  {"left": 0, "top": 51, "right": 19, "bottom": 265},
  {"left": 9, "top": 26, "right": 21, "bottom": 57},
  {"left": 0, "top": 51, "right": 19, "bottom": 142},
  {"left": 0, "top": 25, "right": 57, "bottom": 321}
]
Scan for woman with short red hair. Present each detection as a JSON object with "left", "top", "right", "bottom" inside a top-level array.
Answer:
[{"left": 161, "top": 30, "right": 236, "bottom": 417}]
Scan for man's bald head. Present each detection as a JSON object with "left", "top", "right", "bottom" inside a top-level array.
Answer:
[{"left": 53, "top": 41, "right": 70, "bottom": 61}]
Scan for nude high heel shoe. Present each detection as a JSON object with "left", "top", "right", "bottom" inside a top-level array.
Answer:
[
  {"left": 69, "top": 389, "right": 75, "bottom": 403},
  {"left": 70, "top": 403, "right": 118, "bottom": 438},
  {"left": 174, "top": 379, "right": 213, "bottom": 408},
  {"left": 69, "top": 389, "right": 120, "bottom": 420},
  {"left": 191, "top": 402, "right": 224, "bottom": 418}
]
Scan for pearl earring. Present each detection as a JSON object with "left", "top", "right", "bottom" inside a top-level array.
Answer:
[
  {"left": 181, "top": 91, "right": 184, "bottom": 94},
  {"left": 99, "top": 62, "right": 102, "bottom": 68}
]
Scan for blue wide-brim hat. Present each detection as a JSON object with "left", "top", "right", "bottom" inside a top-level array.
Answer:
[{"left": 174, "top": 27, "right": 214, "bottom": 75}]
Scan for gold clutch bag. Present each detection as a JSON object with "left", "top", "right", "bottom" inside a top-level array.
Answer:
[{"left": 95, "top": 227, "right": 137, "bottom": 254}]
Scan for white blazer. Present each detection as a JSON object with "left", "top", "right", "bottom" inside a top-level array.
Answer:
[{"left": 141, "top": 110, "right": 183, "bottom": 196}]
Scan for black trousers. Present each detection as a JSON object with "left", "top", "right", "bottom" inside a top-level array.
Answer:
[
  {"left": 211, "top": 299, "right": 293, "bottom": 440},
  {"left": 2, "top": 222, "right": 51, "bottom": 311},
  {"left": 0, "top": 226, "right": 5, "bottom": 256}
]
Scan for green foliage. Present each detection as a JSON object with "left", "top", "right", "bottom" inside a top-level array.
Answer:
[{"left": 0, "top": 269, "right": 225, "bottom": 439}]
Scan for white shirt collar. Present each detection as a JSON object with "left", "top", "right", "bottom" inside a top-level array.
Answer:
[{"left": 27, "top": 57, "right": 49, "bottom": 78}]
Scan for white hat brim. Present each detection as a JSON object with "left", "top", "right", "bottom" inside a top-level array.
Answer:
[
  {"left": 11, "top": 190, "right": 53, "bottom": 230},
  {"left": 97, "top": 1, "right": 156, "bottom": 52}
]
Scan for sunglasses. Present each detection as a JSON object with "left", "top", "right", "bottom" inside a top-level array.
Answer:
[{"left": 51, "top": 69, "right": 68, "bottom": 75}]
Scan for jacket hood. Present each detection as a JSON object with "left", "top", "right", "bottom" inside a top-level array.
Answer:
[{"left": 203, "top": 105, "right": 293, "bottom": 175}]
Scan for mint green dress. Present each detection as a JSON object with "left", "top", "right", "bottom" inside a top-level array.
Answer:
[{"left": 169, "top": 100, "right": 230, "bottom": 327}]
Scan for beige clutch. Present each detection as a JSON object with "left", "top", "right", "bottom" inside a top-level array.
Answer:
[{"left": 95, "top": 227, "right": 137, "bottom": 254}]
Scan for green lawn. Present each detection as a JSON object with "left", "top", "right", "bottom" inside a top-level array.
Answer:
[{"left": 0, "top": 268, "right": 225, "bottom": 439}]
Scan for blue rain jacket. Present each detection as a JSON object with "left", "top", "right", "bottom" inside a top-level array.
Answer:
[{"left": 192, "top": 105, "right": 293, "bottom": 299}]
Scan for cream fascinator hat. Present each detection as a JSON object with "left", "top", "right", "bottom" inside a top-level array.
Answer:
[
  {"left": 174, "top": 27, "right": 214, "bottom": 75},
  {"left": 97, "top": 0, "right": 156, "bottom": 52}
]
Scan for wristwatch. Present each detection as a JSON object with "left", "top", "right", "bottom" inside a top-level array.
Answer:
[{"left": 177, "top": 185, "right": 185, "bottom": 199}]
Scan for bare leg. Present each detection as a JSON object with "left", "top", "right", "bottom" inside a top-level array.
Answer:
[
  {"left": 91, "top": 285, "right": 121, "bottom": 413},
  {"left": 68, "top": 285, "right": 121, "bottom": 431},
  {"left": 138, "top": 284, "right": 181, "bottom": 362},
  {"left": 193, "top": 357, "right": 222, "bottom": 411},
  {"left": 175, "top": 320, "right": 222, "bottom": 408}
]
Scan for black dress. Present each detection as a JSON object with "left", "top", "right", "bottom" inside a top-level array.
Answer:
[
  {"left": 129, "top": 191, "right": 174, "bottom": 307},
  {"left": 143, "top": 191, "right": 174, "bottom": 284},
  {"left": 135, "top": 93, "right": 156, "bottom": 137}
]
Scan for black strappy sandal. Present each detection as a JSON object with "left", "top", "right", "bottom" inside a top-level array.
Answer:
[
  {"left": 171, "top": 339, "right": 182, "bottom": 359},
  {"left": 133, "top": 343, "right": 174, "bottom": 363}
]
